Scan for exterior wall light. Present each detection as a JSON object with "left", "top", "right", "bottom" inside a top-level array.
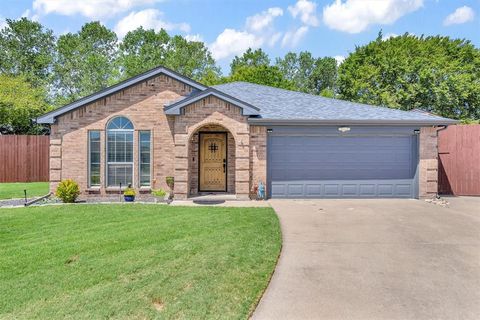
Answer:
[{"left": 338, "top": 127, "right": 350, "bottom": 133}]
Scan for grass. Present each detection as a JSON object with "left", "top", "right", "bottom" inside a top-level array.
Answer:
[
  {"left": 0, "top": 204, "right": 281, "bottom": 319},
  {"left": 0, "top": 182, "right": 50, "bottom": 200}
]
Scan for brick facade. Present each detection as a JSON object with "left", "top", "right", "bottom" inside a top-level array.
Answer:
[
  {"left": 172, "top": 96, "right": 250, "bottom": 199},
  {"left": 249, "top": 126, "right": 267, "bottom": 196},
  {"left": 419, "top": 127, "right": 439, "bottom": 198},
  {"left": 49, "top": 72, "right": 440, "bottom": 200},
  {"left": 49, "top": 74, "right": 193, "bottom": 194}
]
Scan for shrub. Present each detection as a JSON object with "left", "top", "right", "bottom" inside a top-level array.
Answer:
[
  {"left": 151, "top": 189, "right": 167, "bottom": 198},
  {"left": 55, "top": 179, "right": 80, "bottom": 203},
  {"left": 166, "top": 176, "right": 174, "bottom": 190}
]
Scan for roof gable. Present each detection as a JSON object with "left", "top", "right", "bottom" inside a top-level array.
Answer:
[
  {"left": 36, "top": 66, "right": 208, "bottom": 124},
  {"left": 164, "top": 88, "right": 260, "bottom": 116}
]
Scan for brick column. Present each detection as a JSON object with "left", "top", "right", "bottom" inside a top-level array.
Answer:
[
  {"left": 235, "top": 132, "right": 250, "bottom": 200},
  {"left": 49, "top": 142, "right": 62, "bottom": 193},
  {"left": 249, "top": 126, "right": 267, "bottom": 196},
  {"left": 419, "top": 127, "right": 439, "bottom": 198},
  {"left": 174, "top": 133, "right": 189, "bottom": 199}
]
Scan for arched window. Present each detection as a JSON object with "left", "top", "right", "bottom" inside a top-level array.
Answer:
[{"left": 106, "top": 116, "right": 134, "bottom": 187}]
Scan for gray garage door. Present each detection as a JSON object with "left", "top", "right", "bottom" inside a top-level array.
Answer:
[{"left": 268, "top": 128, "right": 419, "bottom": 198}]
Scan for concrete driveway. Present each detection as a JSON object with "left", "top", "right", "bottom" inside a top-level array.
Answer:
[{"left": 253, "top": 198, "right": 480, "bottom": 320}]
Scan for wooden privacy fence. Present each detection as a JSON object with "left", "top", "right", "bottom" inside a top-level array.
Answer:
[
  {"left": 0, "top": 135, "right": 50, "bottom": 183},
  {"left": 438, "top": 125, "right": 480, "bottom": 196}
]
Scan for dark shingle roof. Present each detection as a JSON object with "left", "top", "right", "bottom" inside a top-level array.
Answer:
[{"left": 213, "top": 82, "right": 455, "bottom": 124}]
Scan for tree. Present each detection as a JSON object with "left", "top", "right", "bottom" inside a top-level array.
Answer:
[
  {"left": 230, "top": 48, "right": 270, "bottom": 74},
  {"left": 0, "top": 75, "right": 51, "bottom": 134},
  {"left": 275, "top": 51, "right": 315, "bottom": 92},
  {"left": 117, "top": 27, "right": 220, "bottom": 82},
  {"left": 309, "top": 57, "right": 337, "bottom": 96},
  {"left": 227, "top": 65, "right": 294, "bottom": 89},
  {"left": 0, "top": 18, "right": 55, "bottom": 88},
  {"left": 275, "top": 52, "right": 337, "bottom": 95},
  {"left": 117, "top": 27, "right": 170, "bottom": 78},
  {"left": 54, "top": 22, "right": 118, "bottom": 105},
  {"left": 164, "top": 35, "right": 220, "bottom": 81},
  {"left": 338, "top": 33, "right": 480, "bottom": 119}
]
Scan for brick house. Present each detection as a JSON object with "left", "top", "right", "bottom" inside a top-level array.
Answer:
[{"left": 36, "top": 66, "right": 456, "bottom": 200}]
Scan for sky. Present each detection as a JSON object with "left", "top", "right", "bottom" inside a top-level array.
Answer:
[{"left": 0, "top": 0, "right": 479, "bottom": 73}]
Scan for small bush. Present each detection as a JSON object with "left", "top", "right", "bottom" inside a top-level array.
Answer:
[
  {"left": 166, "top": 176, "right": 174, "bottom": 190},
  {"left": 55, "top": 179, "right": 80, "bottom": 203},
  {"left": 152, "top": 189, "right": 167, "bottom": 198}
]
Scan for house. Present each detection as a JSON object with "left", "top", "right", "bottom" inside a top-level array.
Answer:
[{"left": 36, "top": 66, "right": 456, "bottom": 200}]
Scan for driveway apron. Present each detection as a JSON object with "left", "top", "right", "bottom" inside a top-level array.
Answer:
[{"left": 252, "top": 198, "right": 480, "bottom": 320}]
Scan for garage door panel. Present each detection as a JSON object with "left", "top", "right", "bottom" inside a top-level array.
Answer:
[
  {"left": 269, "top": 133, "right": 418, "bottom": 198},
  {"left": 271, "top": 180, "right": 415, "bottom": 198}
]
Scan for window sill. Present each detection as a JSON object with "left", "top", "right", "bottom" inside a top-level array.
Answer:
[
  {"left": 86, "top": 187, "right": 101, "bottom": 194},
  {"left": 139, "top": 186, "right": 151, "bottom": 194},
  {"left": 105, "top": 187, "right": 127, "bottom": 193}
]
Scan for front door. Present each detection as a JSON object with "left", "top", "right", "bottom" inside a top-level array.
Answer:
[{"left": 199, "top": 133, "right": 227, "bottom": 192}]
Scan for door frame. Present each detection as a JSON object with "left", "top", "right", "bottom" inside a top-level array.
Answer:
[{"left": 198, "top": 131, "right": 228, "bottom": 192}]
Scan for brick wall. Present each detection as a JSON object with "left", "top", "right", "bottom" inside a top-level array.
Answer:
[
  {"left": 249, "top": 126, "right": 267, "bottom": 197},
  {"left": 173, "top": 96, "right": 250, "bottom": 199},
  {"left": 419, "top": 127, "right": 439, "bottom": 198},
  {"left": 50, "top": 75, "right": 193, "bottom": 194}
]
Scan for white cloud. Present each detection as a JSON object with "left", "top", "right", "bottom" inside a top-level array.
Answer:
[
  {"left": 185, "top": 34, "right": 203, "bottom": 42},
  {"left": 209, "top": 29, "right": 263, "bottom": 60},
  {"left": 334, "top": 55, "right": 345, "bottom": 65},
  {"left": 246, "top": 7, "right": 283, "bottom": 32},
  {"left": 268, "top": 32, "right": 283, "bottom": 46},
  {"left": 281, "top": 26, "right": 309, "bottom": 47},
  {"left": 32, "top": 0, "right": 160, "bottom": 19},
  {"left": 443, "top": 6, "right": 475, "bottom": 26},
  {"left": 210, "top": 6, "right": 285, "bottom": 60},
  {"left": 288, "top": 0, "right": 319, "bottom": 26},
  {"left": 323, "top": 0, "right": 424, "bottom": 33},
  {"left": 21, "top": 9, "right": 40, "bottom": 21},
  {"left": 114, "top": 9, "right": 190, "bottom": 38}
]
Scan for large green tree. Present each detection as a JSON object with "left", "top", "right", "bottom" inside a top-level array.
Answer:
[
  {"left": 275, "top": 51, "right": 315, "bottom": 92},
  {"left": 54, "top": 22, "right": 118, "bottom": 105},
  {"left": 227, "top": 65, "right": 294, "bottom": 89},
  {"left": 230, "top": 48, "right": 270, "bottom": 74},
  {"left": 0, "top": 75, "right": 51, "bottom": 134},
  {"left": 0, "top": 18, "right": 55, "bottom": 88},
  {"left": 117, "top": 27, "right": 220, "bottom": 82},
  {"left": 275, "top": 52, "right": 337, "bottom": 95},
  {"left": 338, "top": 33, "right": 480, "bottom": 119},
  {"left": 225, "top": 49, "right": 293, "bottom": 89}
]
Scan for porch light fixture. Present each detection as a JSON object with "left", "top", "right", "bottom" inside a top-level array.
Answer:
[
  {"left": 338, "top": 126, "right": 350, "bottom": 133},
  {"left": 413, "top": 129, "right": 420, "bottom": 134},
  {"left": 267, "top": 129, "right": 273, "bottom": 133}
]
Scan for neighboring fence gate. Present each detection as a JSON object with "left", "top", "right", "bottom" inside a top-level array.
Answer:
[
  {"left": 438, "top": 125, "right": 480, "bottom": 196},
  {"left": 0, "top": 135, "right": 50, "bottom": 183}
]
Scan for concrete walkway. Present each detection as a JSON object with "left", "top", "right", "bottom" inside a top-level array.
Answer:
[{"left": 253, "top": 198, "right": 480, "bottom": 320}]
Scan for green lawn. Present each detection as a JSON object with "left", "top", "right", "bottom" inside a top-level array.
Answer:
[
  {"left": 0, "top": 204, "right": 281, "bottom": 319},
  {"left": 0, "top": 182, "right": 50, "bottom": 200}
]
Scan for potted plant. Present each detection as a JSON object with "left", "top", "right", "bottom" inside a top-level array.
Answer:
[
  {"left": 151, "top": 188, "right": 168, "bottom": 202},
  {"left": 166, "top": 176, "right": 174, "bottom": 199},
  {"left": 123, "top": 185, "right": 136, "bottom": 202}
]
